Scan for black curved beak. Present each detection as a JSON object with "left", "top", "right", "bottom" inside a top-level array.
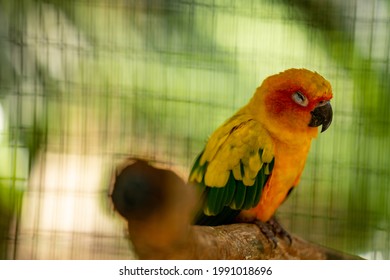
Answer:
[{"left": 308, "top": 102, "right": 333, "bottom": 132}]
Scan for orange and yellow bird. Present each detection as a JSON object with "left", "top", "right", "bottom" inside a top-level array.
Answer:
[{"left": 189, "top": 68, "right": 333, "bottom": 229}]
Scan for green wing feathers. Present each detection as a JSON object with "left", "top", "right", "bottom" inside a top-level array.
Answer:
[{"left": 189, "top": 115, "right": 275, "bottom": 225}]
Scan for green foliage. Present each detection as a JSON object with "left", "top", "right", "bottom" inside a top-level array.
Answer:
[{"left": 0, "top": 0, "right": 389, "bottom": 259}]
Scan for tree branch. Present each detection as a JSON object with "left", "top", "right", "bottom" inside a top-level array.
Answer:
[{"left": 110, "top": 159, "right": 362, "bottom": 260}]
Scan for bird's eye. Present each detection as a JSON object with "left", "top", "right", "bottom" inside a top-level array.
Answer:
[{"left": 291, "top": 91, "right": 308, "bottom": 107}]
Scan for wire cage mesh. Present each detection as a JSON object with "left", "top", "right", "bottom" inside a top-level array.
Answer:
[{"left": 0, "top": 0, "right": 389, "bottom": 260}]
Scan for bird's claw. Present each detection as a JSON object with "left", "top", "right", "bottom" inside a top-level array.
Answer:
[{"left": 254, "top": 217, "right": 292, "bottom": 248}]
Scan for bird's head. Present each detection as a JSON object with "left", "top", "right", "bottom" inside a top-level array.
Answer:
[{"left": 250, "top": 68, "right": 333, "bottom": 142}]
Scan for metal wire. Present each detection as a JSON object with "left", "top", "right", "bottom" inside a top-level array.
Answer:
[{"left": 0, "top": 0, "right": 389, "bottom": 259}]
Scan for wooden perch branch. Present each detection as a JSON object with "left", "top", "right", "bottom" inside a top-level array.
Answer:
[{"left": 110, "top": 159, "right": 362, "bottom": 260}]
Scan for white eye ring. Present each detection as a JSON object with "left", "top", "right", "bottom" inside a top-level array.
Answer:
[{"left": 292, "top": 91, "right": 309, "bottom": 107}]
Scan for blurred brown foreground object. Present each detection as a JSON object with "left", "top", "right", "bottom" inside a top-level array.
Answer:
[{"left": 110, "top": 159, "right": 362, "bottom": 260}]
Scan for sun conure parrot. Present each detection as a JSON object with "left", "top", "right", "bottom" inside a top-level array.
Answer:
[{"left": 189, "top": 68, "right": 333, "bottom": 230}]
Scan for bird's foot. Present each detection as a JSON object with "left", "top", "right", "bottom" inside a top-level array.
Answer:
[{"left": 254, "top": 217, "right": 292, "bottom": 248}]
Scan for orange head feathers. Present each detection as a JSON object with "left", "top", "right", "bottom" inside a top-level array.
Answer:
[{"left": 248, "top": 68, "right": 333, "bottom": 143}]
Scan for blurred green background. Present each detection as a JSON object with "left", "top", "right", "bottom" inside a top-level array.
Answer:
[{"left": 0, "top": 0, "right": 389, "bottom": 259}]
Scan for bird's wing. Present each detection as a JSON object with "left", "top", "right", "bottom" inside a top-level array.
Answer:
[{"left": 189, "top": 113, "right": 275, "bottom": 225}]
